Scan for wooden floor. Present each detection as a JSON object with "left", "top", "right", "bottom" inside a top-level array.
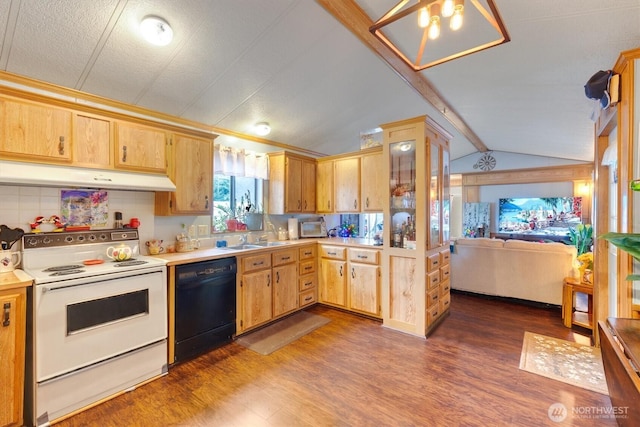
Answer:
[{"left": 55, "top": 293, "right": 615, "bottom": 427}]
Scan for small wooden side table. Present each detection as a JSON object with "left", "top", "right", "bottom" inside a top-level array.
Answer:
[{"left": 562, "top": 277, "right": 593, "bottom": 329}]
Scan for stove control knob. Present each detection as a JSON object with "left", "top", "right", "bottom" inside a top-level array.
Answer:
[
  {"left": 43, "top": 237, "right": 52, "bottom": 245},
  {"left": 65, "top": 236, "right": 74, "bottom": 243},
  {"left": 77, "top": 235, "right": 85, "bottom": 242},
  {"left": 99, "top": 234, "right": 108, "bottom": 241},
  {"left": 88, "top": 235, "right": 97, "bottom": 241},
  {"left": 26, "top": 237, "right": 39, "bottom": 247}
]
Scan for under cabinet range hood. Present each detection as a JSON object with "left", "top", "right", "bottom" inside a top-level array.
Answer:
[{"left": 0, "top": 160, "right": 177, "bottom": 191}]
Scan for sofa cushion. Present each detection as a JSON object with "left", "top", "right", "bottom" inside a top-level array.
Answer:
[
  {"left": 455, "top": 237, "right": 505, "bottom": 248},
  {"left": 503, "top": 239, "right": 575, "bottom": 254}
]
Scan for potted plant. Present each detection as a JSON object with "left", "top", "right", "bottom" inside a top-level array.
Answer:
[
  {"left": 240, "top": 190, "right": 263, "bottom": 231},
  {"left": 569, "top": 224, "right": 593, "bottom": 255}
]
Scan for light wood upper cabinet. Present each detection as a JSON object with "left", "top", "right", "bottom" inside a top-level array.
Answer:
[
  {"left": 155, "top": 133, "right": 213, "bottom": 216},
  {"left": 269, "top": 152, "right": 316, "bottom": 214},
  {"left": 316, "top": 159, "right": 334, "bottom": 213},
  {"left": 334, "top": 156, "right": 360, "bottom": 212},
  {"left": 0, "top": 97, "right": 72, "bottom": 163},
  {"left": 361, "top": 150, "right": 384, "bottom": 211},
  {"left": 301, "top": 159, "right": 316, "bottom": 212},
  {"left": 73, "top": 113, "right": 112, "bottom": 169},
  {"left": 114, "top": 121, "right": 167, "bottom": 174}
]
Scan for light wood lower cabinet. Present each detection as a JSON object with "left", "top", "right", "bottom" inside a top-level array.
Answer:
[
  {"left": 0, "top": 286, "right": 27, "bottom": 427},
  {"left": 298, "top": 245, "right": 317, "bottom": 308},
  {"left": 319, "top": 246, "right": 347, "bottom": 307},
  {"left": 238, "top": 247, "right": 305, "bottom": 334},
  {"left": 425, "top": 248, "right": 451, "bottom": 331},
  {"left": 319, "top": 245, "right": 381, "bottom": 318}
]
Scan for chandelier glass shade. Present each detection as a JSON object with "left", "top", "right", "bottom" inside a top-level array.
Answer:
[{"left": 369, "top": 0, "right": 510, "bottom": 71}]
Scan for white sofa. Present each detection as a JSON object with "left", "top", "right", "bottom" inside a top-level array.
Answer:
[{"left": 450, "top": 237, "right": 577, "bottom": 305}]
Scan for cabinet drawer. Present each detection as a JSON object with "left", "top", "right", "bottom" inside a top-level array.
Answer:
[
  {"left": 440, "top": 278, "right": 450, "bottom": 296},
  {"left": 427, "top": 270, "right": 440, "bottom": 289},
  {"left": 299, "top": 289, "right": 316, "bottom": 307},
  {"left": 427, "top": 253, "right": 440, "bottom": 271},
  {"left": 272, "top": 248, "right": 298, "bottom": 266},
  {"left": 427, "top": 288, "right": 440, "bottom": 307},
  {"left": 439, "top": 248, "right": 450, "bottom": 266},
  {"left": 299, "top": 274, "right": 317, "bottom": 292},
  {"left": 299, "top": 259, "right": 316, "bottom": 275},
  {"left": 241, "top": 253, "right": 271, "bottom": 273},
  {"left": 440, "top": 264, "right": 450, "bottom": 282},
  {"left": 320, "top": 245, "right": 346, "bottom": 260},
  {"left": 348, "top": 248, "right": 379, "bottom": 265},
  {"left": 299, "top": 245, "right": 316, "bottom": 260},
  {"left": 427, "top": 304, "right": 441, "bottom": 325},
  {"left": 440, "top": 292, "right": 451, "bottom": 312}
]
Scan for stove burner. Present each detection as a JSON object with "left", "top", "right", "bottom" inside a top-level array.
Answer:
[
  {"left": 49, "top": 269, "right": 85, "bottom": 276},
  {"left": 44, "top": 265, "right": 84, "bottom": 272},
  {"left": 113, "top": 260, "right": 148, "bottom": 267}
]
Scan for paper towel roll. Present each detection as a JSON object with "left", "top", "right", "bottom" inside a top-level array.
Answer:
[{"left": 288, "top": 218, "right": 299, "bottom": 240}]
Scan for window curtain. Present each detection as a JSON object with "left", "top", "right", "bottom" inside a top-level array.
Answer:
[{"left": 214, "top": 144, "right": 269, "bottom": 179}]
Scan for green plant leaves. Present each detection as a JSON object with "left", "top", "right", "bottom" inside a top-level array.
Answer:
[{"left": 600, "top": 232, "right": 640, "bottom": 261}]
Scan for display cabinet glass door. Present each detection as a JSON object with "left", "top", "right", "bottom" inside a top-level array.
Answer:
[
  {"left": 428, "top": 141, "right": 442, "bottom": 249},
  {"left": 389, "top": 140, "right": 416, "bottom": 249},
  {"left": 442, "top": 149, "right": 450, "bottom": 243}
]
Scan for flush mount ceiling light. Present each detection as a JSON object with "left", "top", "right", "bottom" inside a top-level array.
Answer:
[
  {"left": 369, "top": 0, "right": 510, "bottom": 71},
  {"left": 254, "top": 122, "right": 271, "bottom": 136},
  {"left": 140, "top": 16, "right": 173, "bottom": 46}
]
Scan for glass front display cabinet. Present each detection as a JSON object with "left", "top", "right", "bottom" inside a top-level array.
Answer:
[{"left": 381, "top": 115, "right": 451, "bottom": 337}]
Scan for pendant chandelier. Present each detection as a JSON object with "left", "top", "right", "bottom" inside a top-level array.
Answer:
[{"left": 369, "top": 0, "right": 510, "bottom": 71}]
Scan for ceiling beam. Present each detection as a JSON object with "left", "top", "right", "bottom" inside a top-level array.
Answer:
[{"left": 316, "top": 0, "right": 489, "bottom": 153}]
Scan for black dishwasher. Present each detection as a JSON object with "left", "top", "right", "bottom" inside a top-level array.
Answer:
[{"left": 175, "top": 257, "right": 237, "bottom": 363}]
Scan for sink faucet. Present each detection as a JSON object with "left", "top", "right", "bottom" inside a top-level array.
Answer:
[{"left": 238, "top": 234, "right": 247, "bottom": 244}]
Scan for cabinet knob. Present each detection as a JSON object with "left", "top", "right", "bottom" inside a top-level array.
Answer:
[
  {"left": 58, "top": 136, "right": 65, "bottom": 155},
  {"left": 339, "top": 265, "right": 343, "bottom": 276},
  {"left": 204, "top": 195, "right": 209, "bottom": 209},
  {"left": 354, "top": 199, "right": 357, "bottom": 209},
  {"left": 298, "top": 200, "right": 301, "bottom": 210},
  {"left": 276, "top": 271, "right": 280, "bottom": 283},
  {"left": 122, "top": 145, "right": 127, "bottom": 162},
  {"left": 351, "top": 267, "right": 355, "bottom": 279},
  {"left": 366, "top": 197, "right": 369, "bottom": 208}
]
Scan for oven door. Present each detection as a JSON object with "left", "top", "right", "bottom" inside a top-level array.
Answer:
[{"left": 34, "top": 268, "right": 167, "bottom": 382}]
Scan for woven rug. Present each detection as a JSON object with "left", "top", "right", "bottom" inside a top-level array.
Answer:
[
  {"left": 519, "top": 332, "right": 609, "bottom": 395},
  {"left": 236, "top": 311, "right": 330, "bottom": 355}
]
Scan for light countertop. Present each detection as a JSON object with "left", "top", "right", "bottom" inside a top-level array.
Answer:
[
  {"left": 152, "top": 237, "right": 381, "bottom": 266},
  {"left": 0, "top": 269, "right": 33, "bottom": 290}
]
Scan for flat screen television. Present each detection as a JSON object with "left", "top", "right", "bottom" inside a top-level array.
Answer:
[{"left": 498, "top": 197, "right": 582, "bottom": 238}]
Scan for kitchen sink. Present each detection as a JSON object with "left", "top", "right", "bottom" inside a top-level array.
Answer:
[
  {"left": 254, "top": 241, "right": 288, "bottom": 247},
  {"left": 220, "top": 244, "right": 263, "bottom": 250}
]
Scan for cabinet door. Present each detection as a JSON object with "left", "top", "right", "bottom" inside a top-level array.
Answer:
[
  {"left": 334, "top": 157, "right": 360, "bottom": 212},
  {"left": 0, "top": 97, "right": 72, "bottom": 163},
  {"left": 316, "top": 160, "right": 334, "bottom": 213},
  {"left": 0, "top": 288, "right": 26, "bottom": 427},
  {"left": 114, "top": 121, "right": 167, "bottom": 173},
  {"left": 319, "top": 259, "right": 347, "bottom": 307},
  {"left": 73, "top": 113, "right": 112, "bottom": 168},
  {"left": 240, "top": 270, "right": 272, "bottom": 331},
  {"left": 301, "top": 159, "right": 316, "bottom": 212},
  {"left": 349, "top": 263, "right": 380, "bottom": 316},
  {"left": 286, "top": 156, "right": 303, "bottom": 212},
  {"left": 273, "top": 263, "right": 298, "bottom": 317},
  {"left": 168, "top": 134, "right": 212, "bottom": 215},
  {"left": 361, "top": 151, "right": 384, "bottom": 211}
]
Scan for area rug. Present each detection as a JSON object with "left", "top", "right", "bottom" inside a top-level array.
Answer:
[
  {"left": 519, "top": 332, "right": 609, "bottom": 395},
  {"left": 236, "top": 311, "right": 330, "bottom": 355}
]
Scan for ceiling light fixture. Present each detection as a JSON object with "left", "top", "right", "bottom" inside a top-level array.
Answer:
[
  {"left": 254, "top": 122, "right": 271, "bottom": 136},
  {"left": 140, "top": 16, "right": 173, "bottom": 46},
  {"left": 369, "top": 0, "right": 510, "bottom": 71}
]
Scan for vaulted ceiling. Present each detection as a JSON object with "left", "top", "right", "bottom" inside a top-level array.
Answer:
[{"left": 1, "top": 0, "right": 638, "bottom": 161}]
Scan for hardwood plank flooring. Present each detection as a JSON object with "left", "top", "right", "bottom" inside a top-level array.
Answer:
[{"left": 55, "top": 293, "right": 615, "bottom": 426}]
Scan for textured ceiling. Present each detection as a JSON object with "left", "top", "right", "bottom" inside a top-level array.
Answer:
[{"left": 1, "top": 0, "right": 638, "bottom": 161}]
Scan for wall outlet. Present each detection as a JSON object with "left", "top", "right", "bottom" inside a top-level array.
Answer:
[
  {"left": 188, "top": 225, "right": 196, "bottom": 238},
  {"left": 198, "top": 225, "right": 209, "bottom": 237}
]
